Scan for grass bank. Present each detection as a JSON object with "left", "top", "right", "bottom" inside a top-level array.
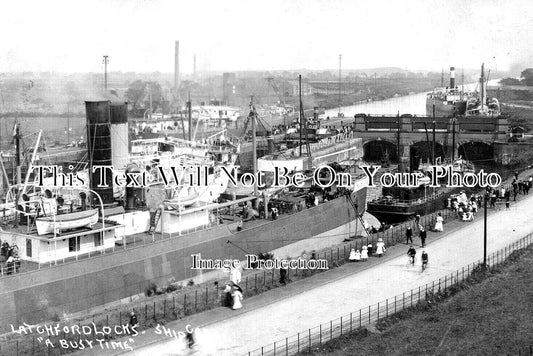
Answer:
[{"left": 301, "top": 245, "right": 533, "bottom": 356}]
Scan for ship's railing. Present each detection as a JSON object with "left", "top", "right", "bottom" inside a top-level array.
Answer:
[
  {"left": 369, "top": 191, "right": 445, "bottom": 205},
  {"left": 245, "top": 232, "right": 533, "bottom": 356},
  {"left": 0, "top": 221, "right": 216, "bottom": 277},
  {"left": 284, "top": 134, "right": 360, "bottom": 158}
]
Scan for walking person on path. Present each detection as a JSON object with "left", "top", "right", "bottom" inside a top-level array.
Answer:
[
  {"left": 224, "top": 282, "right": 234, "bottom": 308},
  {"left": 419, "top": 227, "right": 427, "bottom": 248},
  {"left": 421, "top": 250, "right": 428, "bottom": 272},
  {"left": 129, "top": 311, "right": 138, "bottom": 329},
  {"left": 349, "top": 248, "right": 357, "bottom": 262},
  {"left": 354, "top": 249, "right": 361, "bottom": 261},
  {"left": 405, "top": 226, "right": 413, "bottom": 244},
  {"left": 376, "top": 238, "right": 386, "bottom": 257},
  {"left": 407, "top": 246, "right": 416, "bottom": 265},
  {"left": 232, "top": 284, "right": 243, "bottom": 310},
  {"left": 361, "top": 245, "right": 368, "bottom": 261},
  {"left": 434, "top": 213, "right": 444, "bottom": 232}
]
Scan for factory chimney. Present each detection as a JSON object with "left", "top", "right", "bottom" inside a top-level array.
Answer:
[
  {"left": 449, "top": 67, "right": 455, "bottom": 89},
  {"left": 175, "top": 41, "right": 180, "bottom": 98},
  {"left": 193, "top": 53, "right": 196, "bottom": 81}
]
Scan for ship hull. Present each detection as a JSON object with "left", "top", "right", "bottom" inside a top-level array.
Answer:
[
  {"left": 367, "top": 187, "right": 462, "bottom": 224},
  {"left": 426, "top": 99, "right": 467, "bottom": 117},
  {"left": 0, "top": 188, "right": 366, "bottom": 332}
]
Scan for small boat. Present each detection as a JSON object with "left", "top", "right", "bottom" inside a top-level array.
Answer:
[
  {"left": 36, "top": 208, "right": 99, "bottom": 235},
  {"left": 165, "top": 192, "right": 201, "bottom": 211}
]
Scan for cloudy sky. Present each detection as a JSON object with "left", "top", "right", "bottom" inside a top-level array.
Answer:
[{"left": 0, "top": 0, "right": 531, "bottom": 73}]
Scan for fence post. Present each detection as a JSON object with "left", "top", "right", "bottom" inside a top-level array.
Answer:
[
  {"left": 377, "top": 302, "right": 380, "bottom": 321},
  {"left": 411, "top": 289, "right": 413, "bottom": 306},
  {"left": 403, "top": 292, "right": 405, "bottom": 310},
  {"left": 330, "top": 320, "right": 332, "bottom": 340},
  {"left": 368, "top": 305, "right": 371, "bottom": 324},
  {"left": 286, "top": 338, "right": 288, "bottom": 356},
  {"left": 297, "top": 332, "right": 300, "bottom": 353},
  {"left": 308, "top": 329, "right": 311, "bottom": 350},
  {"left": 340, "top": 316, "right": 343, "bottom": 335},
  {"left": 350, "top": 312, "right": 353, "bottom": 332},
  {"left": 319, "top": 325, "right": 322, "bottom": 345},
  {"left": 395, "top": 295, "right": 397, "bottom": 313}
]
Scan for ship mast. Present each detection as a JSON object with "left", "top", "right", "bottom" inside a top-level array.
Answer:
[
  {"left": 338, "top": 54, "right": 342, "bottom": 116},
  {"left": 480, "top": 63, "right": 485, "bottom": 113},
  {"left": 250, "top": 96, "right": 258, "bottom": 209},
  {"left": 297, "top": 75, "right": 311, "bottom": 158},
  {"left": 14, "top": 123, "right": 21, "bottom": 227},
  {"left": 461, "top": 69, "right": 464, "bottom": 101}
]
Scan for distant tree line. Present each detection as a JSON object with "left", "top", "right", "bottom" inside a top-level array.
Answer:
[{"left": 500, "top": 69, "right": 533, "bottom": 86}]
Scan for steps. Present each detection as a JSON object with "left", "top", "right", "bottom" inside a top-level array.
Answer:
[{"left": 148, "top": 209, "right": 162, "bottom": 233}]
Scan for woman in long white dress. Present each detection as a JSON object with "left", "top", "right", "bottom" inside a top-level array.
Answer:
[
  {"left": 232, "top": 287, "right": 243, "bottom": 310},
  {"left": 376, "top": 238, "right": 386, "bottom": 257},
  {"left": 349, "top": 248, "right": 356, "bottom": 261},
  {"left": 434, "top": 213, "right": 444, "bottom": 232}
]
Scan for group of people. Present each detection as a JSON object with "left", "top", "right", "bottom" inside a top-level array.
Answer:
[
  {"left": 449, "top": 191, "right": 479, "bottom": 222},
  {"left": 407, "top": 245, "right": 429, "bottom": 271},
  {"left": 348, "top": 237, "right": 386, "bottom": 262},
  {"left": 405, "top": 215, "right": 429, "bottom": 247},
  {"left": 0, "top": 241, "right": 21, "bottom": 275},
  {"left": 224, "top": 281, "right": 244, "bottom": 310},
  {"left": 512, "top": 172, "right": 532, "bottom": 196}
]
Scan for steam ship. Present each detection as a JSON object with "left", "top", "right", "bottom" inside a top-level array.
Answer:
[
  {"left": 426, "top": 67, "right": 468, "bottom": 117},
  {"left": 0, "top": 100, "right": 367, "bottom": 332}
]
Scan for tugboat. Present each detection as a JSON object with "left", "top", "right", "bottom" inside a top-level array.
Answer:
[{"left": 366, "top": 158, "right": 472, "bottom": 224}]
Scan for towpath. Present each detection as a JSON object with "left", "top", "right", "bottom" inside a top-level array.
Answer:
[{"left": 70, "top": 187, "right": 533, "bottom": 356}]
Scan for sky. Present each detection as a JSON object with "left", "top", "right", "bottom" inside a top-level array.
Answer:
[{"left": 0, "top": 0, "right": 532, "bottom": 74}]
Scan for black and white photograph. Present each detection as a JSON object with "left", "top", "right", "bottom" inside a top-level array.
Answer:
[{"left": 1, "top": 0, "right": 533, "bottom": 355}]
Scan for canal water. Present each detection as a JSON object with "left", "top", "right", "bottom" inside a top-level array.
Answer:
[{"left": 325, "top": 80, "right": 500, "bottom": 117}]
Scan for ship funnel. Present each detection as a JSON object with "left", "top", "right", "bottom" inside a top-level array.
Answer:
[
  {"left": 449, "top": 67, "right": 455, "bottom": 89},
  {"left": 85, "top": 101, "right": 115, "bottom": 206}
]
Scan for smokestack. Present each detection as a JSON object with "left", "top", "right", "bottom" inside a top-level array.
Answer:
[
  {"left": 175, "top": 41, "right": 180, "bottom": 96},
  {"left": 85, "top": 101, "right": 115, "bottom": 206},
  {"left": 449, "top": 67, "right": 455, "bottom": 89},
  {"left": 193, "top": 53, "right": 196, "bottom": 81},
  {"left": 110, "top": 103, "right": 129, "bottom": 169}
]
